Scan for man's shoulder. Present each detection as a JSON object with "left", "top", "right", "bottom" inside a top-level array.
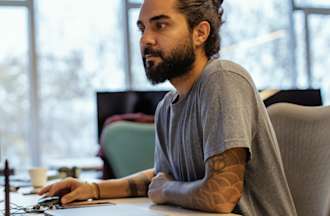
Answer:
[
  {"left": 200, "top": 59, "right": 256, "bottom": 91},
  {"left": 205, "top": 59, "right": 253, "bottom": 83}
]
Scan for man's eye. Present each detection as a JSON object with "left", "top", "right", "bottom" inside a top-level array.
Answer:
[{"left": 156, "top": 22, "right": 167, "bottom": 30}]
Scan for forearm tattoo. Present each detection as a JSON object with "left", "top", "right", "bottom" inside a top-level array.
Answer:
[
  {"left": 127, "top": 174, "right": 151, "bottom": 197},
  {"left": 166, "top": 148, "right": 247, "bottom": 213},
  {"left": 192, "top": 148, "right": 246, "bottom": 212}
]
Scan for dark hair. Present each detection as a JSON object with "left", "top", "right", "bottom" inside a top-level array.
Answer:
[{"left": 176, "top": 0, "right": 224, "bottom": 59}]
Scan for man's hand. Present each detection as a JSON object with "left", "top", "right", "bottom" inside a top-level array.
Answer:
[
  {"left": 148, "top": 172, "right": 173, "bottom": 204},
  {"left": 38, "top": 177, "right": 98, "bottom": 204}
]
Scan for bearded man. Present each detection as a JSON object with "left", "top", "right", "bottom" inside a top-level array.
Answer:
[{"left": 39, "top": 0, "right": 297, "bottom": 215}]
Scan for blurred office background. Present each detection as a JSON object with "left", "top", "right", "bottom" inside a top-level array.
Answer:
[{"left": 0, "top": 0, "right": 329, "bottom": 169}]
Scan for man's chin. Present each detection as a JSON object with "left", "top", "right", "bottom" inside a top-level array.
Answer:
[{"left": 145, "top": 70, "right": 167, "bottom": 85}]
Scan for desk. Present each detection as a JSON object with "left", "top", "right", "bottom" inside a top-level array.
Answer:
[{"left": 1, "top": 191, "right": 240, "bottom": 216}]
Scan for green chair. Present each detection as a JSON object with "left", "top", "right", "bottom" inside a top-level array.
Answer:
[{"left": 101, "top": 121, "right": 155, "bottom": 178}]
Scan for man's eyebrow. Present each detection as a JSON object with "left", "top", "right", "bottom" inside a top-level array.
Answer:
[
  {"left": 149, "top": 14, "right": 171, "bottom": 22},
  {"left": 137, "top": 14, "right": 171, "bottom": 27}
]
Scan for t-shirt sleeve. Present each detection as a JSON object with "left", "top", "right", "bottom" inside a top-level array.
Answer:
[{"left": 200, "top": 70, "right": 258, "bottom": 162}]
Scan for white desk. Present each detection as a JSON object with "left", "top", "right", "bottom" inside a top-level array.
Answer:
[
  {"left": 0, "top": 192, "right": 240, "bottom": 216},
  {"left": 110, "top": 197, "right": 240, "bottom": 216}
]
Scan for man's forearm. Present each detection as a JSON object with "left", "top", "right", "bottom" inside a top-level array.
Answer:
[
  {"left": 97, "top": 168, "right": 155, "bottom": 199},
  {"left": 163, "top": 150, "right": 246, "bottom": 213},
  {"left": 163, "top": 166, "right": 244, "bottom": 213},
  {"left": 163, "top": 179, "right": 203, "bottom": 209}
]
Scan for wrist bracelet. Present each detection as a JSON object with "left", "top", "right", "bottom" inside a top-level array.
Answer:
[{"left": 92, "top": 182, "right": 101, "bottom": 199}]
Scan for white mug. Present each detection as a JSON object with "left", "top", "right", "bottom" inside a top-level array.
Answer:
[{"left": 28, "top": 167, "right": 48, "bottom": 188}]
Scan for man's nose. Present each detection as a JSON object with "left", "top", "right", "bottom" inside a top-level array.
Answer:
[{"left": 140, "top": 30, "right": 157, "bottom": 48}]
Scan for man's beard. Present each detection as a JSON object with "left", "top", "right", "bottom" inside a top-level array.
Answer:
[{"left": 142, "top": 37, "right": 196, "bottom": 85}]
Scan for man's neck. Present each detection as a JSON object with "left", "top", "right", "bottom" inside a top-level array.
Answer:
[{"left": 170, "top": 53, "right": 209, "bottom": 98}]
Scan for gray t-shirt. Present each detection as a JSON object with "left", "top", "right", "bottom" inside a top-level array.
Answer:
[{"left": 154, "top": 59, "right": 297, "bottom": 216}]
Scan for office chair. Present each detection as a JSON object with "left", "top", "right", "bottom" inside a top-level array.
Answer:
[
  {"left": 267, "top": 103, "right": 330, "bottom": 216},
  {"left": 101, "top": 121, "right": 155, "bottom": 178}
]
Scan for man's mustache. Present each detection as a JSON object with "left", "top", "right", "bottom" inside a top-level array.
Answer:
[{"left": 143, "top": 47, "right": 163, "bottom": 58}]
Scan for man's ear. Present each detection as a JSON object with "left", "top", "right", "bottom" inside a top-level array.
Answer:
[{"left": 192, "top": 21, "right": 211, "bottom": 47}]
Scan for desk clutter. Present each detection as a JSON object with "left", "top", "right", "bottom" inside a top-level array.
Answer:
[
  {"left": 0, "top": 193, "right": 115, "bottom": 215},
  {"left": 0, "top": 161, "right": 115, "bottom": 215},
  {"left": 0, "top": 161, "right": 103, "bottom": 215}
]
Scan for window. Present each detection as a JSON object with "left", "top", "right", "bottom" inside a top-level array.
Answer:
[
  {"left": 308, "top": 16, "right": 330, "bottom": 103},
  {"left": 0, "top": 7, "right": 29, "bottom": 168},
  {"left": 37, "top": 0, "right": 126, "bottom": 160},
  {"left": 291, "top": 0, "right": 330, "bottom": 103},
  {"left": 220, "top": 0, "right": 293, "bottom": 89}
]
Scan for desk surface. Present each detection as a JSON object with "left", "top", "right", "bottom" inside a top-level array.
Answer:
[{"left": 0, "top": 191, "right": 240, "bottom": 216}]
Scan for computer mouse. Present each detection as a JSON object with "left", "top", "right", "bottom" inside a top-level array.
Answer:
[{"left": 37, "top": 196, "right": 61, "bottom": 207}]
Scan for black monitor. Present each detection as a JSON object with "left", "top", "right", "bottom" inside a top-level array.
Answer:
[
  {"left": 96, "top": 91, "right": 168, "bottom": 144},
  {"left": 263, "top": 89, "right": 322, "bottom": 107}
]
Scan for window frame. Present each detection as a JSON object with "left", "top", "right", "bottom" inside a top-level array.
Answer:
[
  {"left": 124, "top": 1, "right": 142, "bottom": 89},
  {"left": 289, "top": 0, "right": 330, "bottom": 87}
]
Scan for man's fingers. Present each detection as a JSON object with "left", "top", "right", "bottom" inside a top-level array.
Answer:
[
  {"left": 48, "top": 180, "right": 72, "bottom": 196},
  {"left": 38, "top": 184, "right": 52, "bottom": 195},
  {"left": 61, "top": 189, "right": 80, "bottom": 204}
]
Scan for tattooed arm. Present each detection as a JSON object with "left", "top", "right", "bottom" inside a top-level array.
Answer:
[{"left": 149, "top": 148, "right": 247, "bottom": 213}]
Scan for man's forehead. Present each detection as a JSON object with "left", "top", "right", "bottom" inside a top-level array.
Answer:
[{"left": 138, "top": 0, "right": 178, "bottom": 22}]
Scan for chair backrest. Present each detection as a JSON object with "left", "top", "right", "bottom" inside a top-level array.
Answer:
[
  {"left": 267, "top": 103, "right": 330, "bottom": 216},
  {"left": 101, "top": 121, "right": 155, "bottom": 178}
]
